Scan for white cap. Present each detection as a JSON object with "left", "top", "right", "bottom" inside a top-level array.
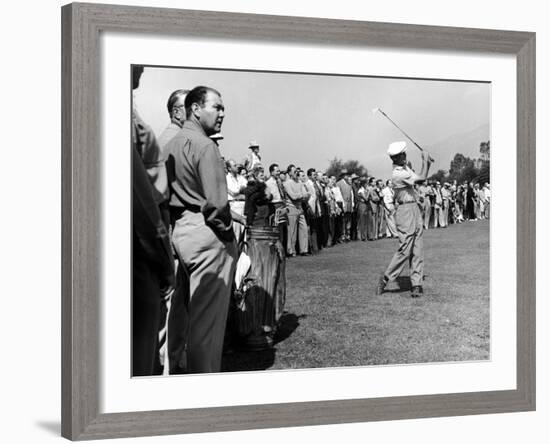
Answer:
[{"left": 387, "top": 141, "right": 407, "bottom": 156}]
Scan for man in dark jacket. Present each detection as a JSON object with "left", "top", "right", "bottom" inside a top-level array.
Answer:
[{"left": 132, "top": 65, "right": 175, "bottom": 376}]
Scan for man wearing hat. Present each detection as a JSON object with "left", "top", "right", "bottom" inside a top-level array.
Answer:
[
  {"left": 376, "top": 141, "right": 433, "bottom": 298},
  {"left": 244, "top": 140, "right": 262, "bottom": 171}
]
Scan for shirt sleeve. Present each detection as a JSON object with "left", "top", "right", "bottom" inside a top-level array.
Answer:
[
  {"left": 398, "top": 167, "right": 422, "bottom": 187},
  {"left": 333, "top": 187, "right": 344, "bottom": 203},
  {"left": 283, "top": 181, "right": 302, "bottom": 200},
  {"left": 382, "top": 189, "right": 393, "bottom": 205},
  {"left": 133, "top": 114, "right": 168, "bottom": 203},
  {"left": 197, "top": 142, "right": 234, "bottom": 238},
  {"left": 226, "top": 175, "right": 241, "bottom": 197}
]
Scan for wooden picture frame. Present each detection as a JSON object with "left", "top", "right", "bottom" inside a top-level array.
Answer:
[{"left": 61, "top": 2, "right": 535, "bottom": 440}]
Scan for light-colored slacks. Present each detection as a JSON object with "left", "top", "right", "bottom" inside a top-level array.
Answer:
[
  {"left": 384, "top": 205, "right": 398, "bottom": 237},
  {"left": 169, "top": 211, "right": 237, "bottom": 373},
  {"left": 384, "top": 203, "right": 424, "bottom": 287},
  {"left": 433, "top": 205, "right": 441, "bottom": 228},
  {"left": 423, "top": 200, "right": 431, "bottom": 229},
  {"left": 357, "top": 203, "right": 368, "bottom": 240},
  {"left": 366, "top": 205, "right": 378, "bottom": 240},
  {"left": 377, "top": 204, "right": 387, "bottom": 238},
  {"left": 286, "top": 206, "right": 308, "bottom": 255},
  {"left": 440, "top": 200, "right": 448, "bottom": 227}
]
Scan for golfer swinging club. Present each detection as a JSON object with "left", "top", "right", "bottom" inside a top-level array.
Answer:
[{"left": 376, "top": 141, "right": 433, "bottom": 298}]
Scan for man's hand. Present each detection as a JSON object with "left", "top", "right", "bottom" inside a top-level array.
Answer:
[
  {"left": 160, "top": 284, "right": 175, "bottom": 300},
  {"left": 230, "top": 210, "right": 246, "bottom": 225},
  {"left": 159, "top": 273, "right": 175, "bottom": 298},
  {"left": 425, "top": 151, "right": 435, "bottom": 164}
]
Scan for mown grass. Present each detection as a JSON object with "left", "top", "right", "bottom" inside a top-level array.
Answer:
[{"left": 222, "top": 220, "right": 490, "bottom": 371}]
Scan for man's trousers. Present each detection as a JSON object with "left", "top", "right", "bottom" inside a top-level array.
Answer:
[
  {"left": 286, "top": 207, "right": 308, "bottom": 255},
  {"left": 168, "top": 211, "right": 237, "bottom": 373},
  {"left": 383, "top": 203, "right": 424, "bottom": 288},
  {"left": 384, "top": 206, "right": 398, "bottom": 238},
  {"left": 423, "top": 201, "right": 431, "bottom": 229},
  {"left": 132, "top": 258, "right": 161, "bottom": 376}
]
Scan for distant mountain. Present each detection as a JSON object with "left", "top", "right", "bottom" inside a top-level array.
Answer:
[{"left": 425, "top": 123, "right": 490, "bottom": 172}]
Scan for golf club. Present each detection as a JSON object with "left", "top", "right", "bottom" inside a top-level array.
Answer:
[{"left": 372, "top": 107, "right": 435, "bottom": 162}]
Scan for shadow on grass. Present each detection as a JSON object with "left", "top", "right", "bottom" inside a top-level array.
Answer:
[
  {"left": 274, "top": 312, "right": 307, "bottom": 344},
  {"left": 221, "top": 347, "right": 276, "bottom": 372},
  {"left": 221, "top": 312, "right": 306, "bottom": 372}
]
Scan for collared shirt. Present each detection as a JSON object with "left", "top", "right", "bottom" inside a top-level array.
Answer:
[
  {"left": 158, "top": 119, "right": 183, "bottom": 152},
  {"left": 283, "top": 179, "right": 308, "bottom": 209},
  {"left": 226, "top": 173, "right": 247, "bottom": 201},
  {"left": 381, "top": 186, "right": 395, "bottom": 208},
  {"left": 332, "top": 185, "right": 344, "bottom": 204},
  {"left": 357, "top": 186, "right": 367, "bottom": 204},
  {"left": 164, "top": 119, "right": 232, "bottom": 236},
  {"left": 265, "top": 176, "right": 283, "bottom": 204},
  {"left": 305, "top": 179, "right": 318, "bottom": 214},
  {"left": 391, "top": 164, "right": 421, "bottom": 204}
]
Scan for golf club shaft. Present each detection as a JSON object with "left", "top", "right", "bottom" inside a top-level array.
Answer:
[{"left": 377, "top": 109, "right": 434, "bottom": 161}]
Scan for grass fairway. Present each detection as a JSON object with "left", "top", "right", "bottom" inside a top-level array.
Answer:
[{"left": 222, "top": 219, "right": 490, "bottom": 372}]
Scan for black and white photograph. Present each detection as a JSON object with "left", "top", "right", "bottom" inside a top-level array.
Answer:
[
  {"left": 131, "top": 64, "right": 491, "bottom": 377},
  {"left": 1, "top": 0, "right": 544, "bottom": 442}
]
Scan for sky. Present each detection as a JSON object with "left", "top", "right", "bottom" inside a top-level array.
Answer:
[{"left": 134, "top": 66, "right": 490, "bottom": 179}]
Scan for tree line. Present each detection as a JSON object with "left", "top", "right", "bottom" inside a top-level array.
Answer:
[
  {"left": 428, "top": 141, "right": 490, "bottom": 185},
  {"left": 323, "top": 140, "right": 490, "bottom": 185}
]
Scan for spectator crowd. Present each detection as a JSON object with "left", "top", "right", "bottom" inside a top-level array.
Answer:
[{"left": 227, "top": 156, "right": 491, "bottom": 259}]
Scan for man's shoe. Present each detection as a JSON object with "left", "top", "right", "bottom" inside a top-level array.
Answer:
[
  {"left": 375, "top": 275, "right": 388, "bottom": 295},
  {"left": 411, "top": 286, "right": 424, "bottom": 298}
]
